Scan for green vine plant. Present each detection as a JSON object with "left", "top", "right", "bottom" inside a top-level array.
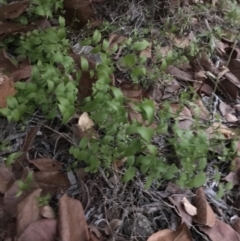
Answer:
[{"left": 0, "top": 3, "right": 236, "bottom": 195}]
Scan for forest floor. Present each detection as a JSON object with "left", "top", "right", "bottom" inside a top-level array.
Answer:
[{"left": 1, "top": 0, "right": 240, "bottom": 240}]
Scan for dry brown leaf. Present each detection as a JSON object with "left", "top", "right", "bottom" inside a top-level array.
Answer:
[
  {"left": 147, "top": 223, "right": 192, "bottom": 241},
  {"left": 192, "top": 188, "right": 215, "bottom": 227},
  {"left": 199, "top": 218, "right": 240, "bottom": 241},
  {"left": 224, "top": 171, "right": 239, "bottom": 186},
  {"left": 29, "top": 158, "right": 62, "bottom": 172},
  {"left": 0, "top": 1, "right": 29, "bottom": 20},
  {"left": 119, "top": 82, "right": 148, "bottom": 101},
  {"left": 166, "top": 65, "right": 193, "bottom": 82},
  {"left": 9, "top": 62, "right": 32, "bottom": 82},
  {"left": 4, "top": 180, "right": 37, "bottom": 217},
  {"left": 181, "top": 197, "right": 197, "bottom": 216},
  {"left": 18, "top": 219, "right": 57, "bottom": 241},
  {"left": 0, "top": 75, "right": 16, "bottom": 108},
  {"left": 0, "top": 166, "right": 14, "bottom": 194},
  {"left": 225, "top": 113, "right": 238, "bottom": 122},
  {"left": 169, "top": 195, "right": 193, "bottom": 227},
  {"left": 169, "top": 104, "right": 192, "bottom": 120},
  {"left": 108, "top": 33, "right": 127, "bottom": 50},
  {"left": 17, "top": 188, "right": 42, "bottom": 236},
  {"left": 206, "top": 122, "right": 235, "bottom": 139},
  {"left": 78, "top": 112, "right": 95, "bottom": 131},
  {"left": 167, "top": 32, "right": 194, "bottom": 48},
  {"left": 34, "top": 171, "right": 70, "bottom": 195},
  {"left": 219, "top": 101, "right": 234, "bottom": 116},
  {"left": 140, "top": 42, "right": 152, "bottom": 58},
  {"left": 63, "top": 0, "right": 95, "bottom": 28},
  {"left": 231, "top": 216, "right": 240, "bottom": 235},
  {"left": 189, "top": 99, "right": 210, "bottom": 120},
  {"left": 41, "top": 205, "right": 55, "bottom": 219},
  {"left": 58, "top": 194, "right": 90, "bottom": 241}
]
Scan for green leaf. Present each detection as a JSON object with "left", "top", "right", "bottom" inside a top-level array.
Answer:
[
  {"left": 122, "top": 166, "right": 136, "bottom": 182},
  {"left": 123, "top": 54, "right": 136, "bottom": 67},
  {"left": 190, "top": 171, "right": 206, "bottom": 188},
  {"left": 160, "top": 58, "right": 167, "bottom": 71},
  {"left": 131, "top": 66, "right": 146, "bottom": 77},
  {"left": 11, "top": 109, "right": 21, "bottom": 121},
  {"left": 124, "top": 139, "right": 142, "bottom": 156},
  {"left": 58, "top": 97, "right": 70, "bottom": 107},
  {"left": 110, "top": 87, "right": 123, "bottom": 101},
  {"left": 80, "top": 56, "right": 89, "bottom": 71},
  {"left": 136, "top": 127, "right": 154, "bottom": 143},
  {"left": 132, "top": 40, "right": 150, "bottom": 51},
  {"left": 6, "top": 152, "right": 22, "bottom": 166},
  {"left": 102, "top": 39, "right": 109, "bottom": 50},
  {"left": 92, "top": 29, "right": 101, "bottom": 44},
  {"left": 163, "top": 164, "right": 178, "bottom": 180},
  {"left": 7, "top": 97, "right": 18, "bottom": 109},
  {"left": 59, "top": 16, "right": 65, "bottom": 27},
  {"left": 140, "top": 100, "right": 154, "bottom": 124}
]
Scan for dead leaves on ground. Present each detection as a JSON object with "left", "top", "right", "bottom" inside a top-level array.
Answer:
[{"left": 150, "top": 186, "right": 240, "bottom": 241}]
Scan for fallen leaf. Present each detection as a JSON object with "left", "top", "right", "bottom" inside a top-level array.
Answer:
[
  {"left": 78, "top": 112, "right": 95, "bottom": 131},
  {"left": 198, "top": 218, "right": 240, "bottom": 241},
  {"left": 147, "top": 223, "right": 192, "bottom": 241},
  {"left": 4, "top": 180, "right": 37, "bottom": 217},
  {"left": 231, "top": 216, "right": 240, "bottom": 235},
  {"left": 63, "top": 0, "right": 95, "bottom": 28},
  {"left": 0, "top": 1, "right": 29, "bottom": 20},
  {"left": 108, "top": 34, "right": 127, "bottom": 50},
  {"left": 181, "top": 197, "right": 197, "bottom": 216},
  {"left": 34, "top": 171, "right": 70, "bottom": 195},
  {"left": 0, "top": 75, "right": 16, "bottom": 108},
  {"left": 41, "top": 206, "right": 55, "bottom": 219},
  {"left": 224, "top": 168, "right": 240, "bottom": 186},
  {"left": 140, "top": 42, "right": 152, "bottom": 58},
  {"left": 169, "top": 195, "right": 193, "bottom": 227},
  {"left": 166, "top": 65, "right": 193, "bottom": 82},
  {"left": 206, "top": 122, "right": 235, "bottom": 139},
  {"left": 29, "top": 158, "right": 62, "bottom": 172},
  {"left": 192, "top": 188, "right": 215, "bottom": 227},
  {"left": 0, "top": 166, "right": 14, "bottom": 194},
  {"left": 9, "top": 63, "right": 32, "bottom": 82},
  {"left": 167, "top": 32, "right": 194, "bottom": 48},
  {"left": 0, "top": 49, "right": 18, "bottom": 73},
  {"left": 18, "top": 219, "right": 57, "bottom": 241},
  {"left": 17, "top": 188, "right": 42, "bottom": 236},
  {"left": 58, "top": 194, "right": 90, "bottom": 241}
]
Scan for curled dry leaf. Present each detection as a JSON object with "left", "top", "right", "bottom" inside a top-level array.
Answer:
[
  {"left": 41, "top": 205, "right": 55, "bottom": 219},
  {"left": 192, "top": 188, "right": 215, "bottom": 227},
  {"left": 168, "top": 196, "right": 193, "bottom": 227},
  {"left": 58, "top": 194, "right": 90, "bottom": 241},
  {"left": 78, "top": 112, "right": 95, "bottom": 131},
  {"left": 147, "top": 223, "right": 192, "bottom": 241},
  {"left": 181, "top": 197, "right": 197, "bottom": 216},
  {"left": 17, "top": 219, "right": 57, "bottom": 241},
  {"left": 17, "top": 188, "right": 42, "bottom": 236}
]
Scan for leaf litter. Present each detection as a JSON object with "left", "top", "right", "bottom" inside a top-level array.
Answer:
[{"left": 2, "top": 0, "right": 240, "bottom": 240}]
